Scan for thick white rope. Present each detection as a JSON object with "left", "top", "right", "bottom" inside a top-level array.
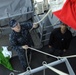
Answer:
[
  {"left": 9, "top": 70, "right": 21, "bottom": 75},
  {"left": 9, "top": 72, "right": 15, "bottom": 75},
  {"left": 25, "top": 49, "right": 30, "bottom": 67},
  {"left": 33, "top": 0, "right": 57, "bottom": 25},
  {"left": 29, "top": 19, "right": 59, "bottom": 32},
  {"left": 34, "top": 8, "right": 52, "bottom": 25},
  {"left": 29, "top": 7, "right": 59, "bottom": 32},
  {"left": 30, "top": 0, "right": 65, "bottom": 32},
  {"left": 44, "top": 64, "right": 68, "bottom": 75},
  {"left": 28, "top": 47, "right": 76, "bottom": 59},
  {"left": 28, "top": 47, "right": 59, "bottom": 59}
]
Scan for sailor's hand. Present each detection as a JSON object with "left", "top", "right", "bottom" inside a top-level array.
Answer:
[
  {"left": 33, "top": 23, "right": 39, "bottom": 29},
  {"left": 22, "top": 45, "right": 29, "bottom": 50}
]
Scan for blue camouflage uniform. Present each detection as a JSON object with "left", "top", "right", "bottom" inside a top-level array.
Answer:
[{"left": 9, "top": 21, "right": 33, "bottom": 70}]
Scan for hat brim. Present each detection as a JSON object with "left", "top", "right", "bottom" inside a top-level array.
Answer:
[{"left": 11, "top": 22, "right": 18, "bottom": 28}]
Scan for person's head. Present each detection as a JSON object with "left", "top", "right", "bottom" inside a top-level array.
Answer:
[
  {"left": 9, "top": 19, "right": 21, "bottom": 32},
  {"left": 60, "top": 22, "right": 67, "bottom": 33}
]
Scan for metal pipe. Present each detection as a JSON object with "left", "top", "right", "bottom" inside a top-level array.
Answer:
[
  {"left": 0, "top": 11, "right": 33, "bottom": 20},
  {"left": 18, "top": 58, "right": 66, "bottom": 75},
  {"left": 44, "top": 64, "right": 68, "bottom": 75},
  {"left": 65, "top": 58, "right": 75, "bottom": 75}
]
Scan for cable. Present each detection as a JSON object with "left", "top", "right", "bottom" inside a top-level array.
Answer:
[
  {"left": 25, "top": 49, "right": 30, "bottom": 67},
  {"left": 9, "top": 70, "right": 21, "bottom": 75},
  {"left": 29, "top": 8, "right": 53, "bottom": 32},
  {"left": 9, "top": 72, "right": 15, "bottom": 75},
  {"left": 28, "top": 47, "right": 59, "bottom": 59},
  {"left": 28, "top": 47, "right": 76, "bottom": 59},
  {"left": 34, "top": 8, "right": 52, "bottom": 25},
  {"left": 29, "top": 4, "right": 59, "bottom": 31},
  {"left": 29, "top": 19, "right": 59, "bottom": 32}
]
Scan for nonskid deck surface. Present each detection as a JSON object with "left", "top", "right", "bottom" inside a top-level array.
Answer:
[{"left": 0, "top": 36, "right": 76, "bottom": 75}]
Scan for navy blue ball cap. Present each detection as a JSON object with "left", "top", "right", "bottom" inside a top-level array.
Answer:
[{"left": 9, "top": 19, "right": 18, "bottom": 28}]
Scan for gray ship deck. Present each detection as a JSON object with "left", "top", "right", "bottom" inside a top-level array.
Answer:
[{"left": 0, "top": 34, "right": 76, "bottom": 75}]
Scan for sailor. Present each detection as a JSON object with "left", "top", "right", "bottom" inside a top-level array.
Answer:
[
  {"left": 48, "top": 22, "right": 72, "bottom": 56},
  {"left": 9, "top": 19, "right": 38, "bottom": 71}
]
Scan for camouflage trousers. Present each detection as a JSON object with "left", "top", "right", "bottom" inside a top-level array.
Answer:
[{"left": 16, "top": 48, "right": 31, "bottom": 71}]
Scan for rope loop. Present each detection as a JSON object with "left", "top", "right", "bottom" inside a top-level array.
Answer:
[
  {"left": 26, "top": 66, "right": 31, "bottom": 71},
  {"left": 42, "top": 61, "right": 47, "bottom": 65},
  {"left": 9, "top": 72, "right": 15, "bottom": 75}
]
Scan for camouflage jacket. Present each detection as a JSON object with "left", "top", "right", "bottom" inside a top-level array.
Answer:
[{"left": 9, "top": 21, "right": 33, "bottom": 51}]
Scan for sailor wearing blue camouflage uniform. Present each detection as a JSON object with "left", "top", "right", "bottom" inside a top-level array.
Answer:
[{"left": 9, "top": 19, "right": 38, "bottom": 71}]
